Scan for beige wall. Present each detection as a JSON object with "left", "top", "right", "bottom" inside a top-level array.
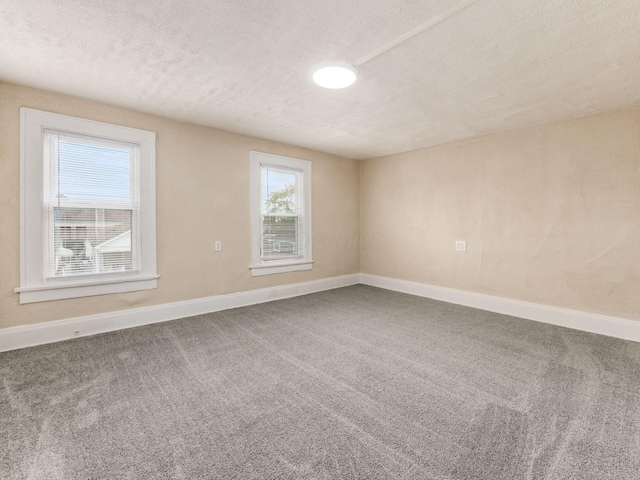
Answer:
[
  {"left": 2, "top": 81, "right": 638, "bottom": 330},
  {"left": 361, "top": 108, "right": 640, "bottom": 321},
  {"left": 0, "top": 82, "right": 360, "bottom": 329}
]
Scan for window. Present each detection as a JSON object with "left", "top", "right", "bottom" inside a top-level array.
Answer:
[
  {"left": 16, "top": 108, "right": 157, "bottom": 303},
  {"left": 250, "top": 151, "right": 312, "bottom": 276}
]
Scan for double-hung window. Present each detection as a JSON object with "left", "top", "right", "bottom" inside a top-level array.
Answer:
[
  {"left": 16, "top": 108, "right": 157, "bottom": 303},
  {"left": 250, "top": 151, "right": 312, "bottom": 276}
]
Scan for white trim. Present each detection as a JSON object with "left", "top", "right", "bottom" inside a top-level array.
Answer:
[
  {"left": 17, "top": 108, "right": 157, "bottom": 304},
  {"left": 250, "top": 151, "right": 312, "bottom": 276},
  {"left": 250, "top": 261, "right": 312, "bottom": 277},
  {"left": 250, "top": 261, "right": 313, "bottom": 277},
  {"left": 15, "top": 276, "right": 159, "bottom": 304},
  {"left": 0, "top": 274, "right": 360, "bottom": 352},
  {"left": 360, "top": 273, "right": 640, "bottom": 343}
]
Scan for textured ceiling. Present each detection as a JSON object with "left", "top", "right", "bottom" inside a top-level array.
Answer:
[{"left": 1, "top": 0, "right": 640, "bottom": 159}]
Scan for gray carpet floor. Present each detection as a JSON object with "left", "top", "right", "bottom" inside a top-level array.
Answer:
[{"left": 2, "top": 285, "right": 640, "bottom": 479}]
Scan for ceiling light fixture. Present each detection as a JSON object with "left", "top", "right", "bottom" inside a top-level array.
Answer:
[
  {"left": 312, "top": 0, "right": 479, "bottom": 90},
  {"left": 312, "top": 63, "right": 357, "bottom": 89}
]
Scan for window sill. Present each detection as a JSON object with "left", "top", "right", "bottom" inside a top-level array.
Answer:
[
  {"left": 249, "top": 260, "right": 313, "bottom": 277},
  {"left": 15, "top": 274, "right": 159, "bottom": 304}
]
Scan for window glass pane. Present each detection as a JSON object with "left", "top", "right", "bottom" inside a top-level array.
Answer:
[
  {"left": 262, "top": 215, "right": 298, "bottom": 260},
  {"left": 260, "top": 165, "right": 301, "bottom": 261},
  {"left": 51, "top": 207, "right": 133, "bottom": 277},
  {"left": 43, "top": 130, "right": 141, "bottom": 279},
  {"left": 46, "top": 130, "right": 136, "bottom": 206},
  {"left": 261, "top": 167, "right": 297, "bottom": 215}
]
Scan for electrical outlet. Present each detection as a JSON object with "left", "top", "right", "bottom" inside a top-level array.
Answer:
[
  {"left": 215, "top": 240, "right": 222, "bottom": 251},
  {"left": 455, "top": 240, "right": 467, "bottom": 252}
]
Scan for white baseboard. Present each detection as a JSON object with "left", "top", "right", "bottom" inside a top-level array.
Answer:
[
  {"left": 360, "top": 273, "right": 640, "bottom": 343},
  {"left": 3, "top": 272, "right": 638, "bottom": 353},
  {"left": 0, "top": 273, "right": 360, "bottom": 352}
]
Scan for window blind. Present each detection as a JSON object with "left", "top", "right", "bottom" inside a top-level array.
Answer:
[
  {"left": 43, "top": 130, "right": 141, "bottom": 278},
  {"left": 260, "top": 165, "right": 303, "bottom": 261}
]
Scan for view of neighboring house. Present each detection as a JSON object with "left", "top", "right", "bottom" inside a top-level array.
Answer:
[{"left": 53, "top": 207, "right": 132, "bottom": 276}]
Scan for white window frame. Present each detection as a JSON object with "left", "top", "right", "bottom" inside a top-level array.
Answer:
[
  {"left": 250, "top": 151, "right": 312, "bottom": 276},
  {"left": 15, "top": 108, "right": 158, "bottom": 304}
]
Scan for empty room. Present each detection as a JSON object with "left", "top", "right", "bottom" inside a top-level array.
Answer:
[{"left": 1, "top": 1, "right": 639, "bottom": 479}]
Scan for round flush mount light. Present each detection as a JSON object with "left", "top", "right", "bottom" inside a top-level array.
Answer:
[{"left": 312, "top": 63, "right": 357, "bottom": 89}]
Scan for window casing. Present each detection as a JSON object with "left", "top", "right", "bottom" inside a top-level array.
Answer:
[
  {"left": 16, "top": 108, "right": 157, "bottom": 303},
  {"left": 250, "top": 151, "right": 312, "bottom": 276}
]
